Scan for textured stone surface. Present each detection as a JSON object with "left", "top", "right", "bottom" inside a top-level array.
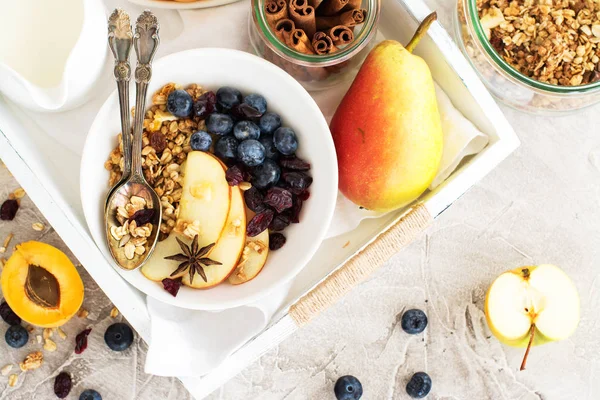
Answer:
[{"left": 2, "top": 0, "right": 600, "bottom": 399}]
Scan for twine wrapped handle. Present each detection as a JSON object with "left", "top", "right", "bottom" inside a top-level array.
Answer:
[{"left": 289, "top": 204, "right": 432, "bottom": 326}]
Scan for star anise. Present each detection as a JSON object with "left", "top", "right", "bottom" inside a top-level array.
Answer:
[{"left": 164, "top": 235, "right": 221, "bottom": 283}]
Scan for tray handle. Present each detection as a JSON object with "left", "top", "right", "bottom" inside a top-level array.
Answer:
[{"left": 289, "top": 203, "right": 432, "bottom": 326}]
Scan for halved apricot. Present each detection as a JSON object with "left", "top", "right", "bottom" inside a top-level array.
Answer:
[{"left": 1, "top": 241, "right": 84, "bottom": 327}]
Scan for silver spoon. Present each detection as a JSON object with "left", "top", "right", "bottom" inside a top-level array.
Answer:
[{"left": 105, "top": 10, "right": 162, "bottom": 271}]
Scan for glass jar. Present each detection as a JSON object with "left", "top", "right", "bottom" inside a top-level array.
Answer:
[
  {"left": 249, "top": 0, "right": 380, "bottom": 91},
  {"left": 454, "top": 0, "right": 600, "bottom": 114}
]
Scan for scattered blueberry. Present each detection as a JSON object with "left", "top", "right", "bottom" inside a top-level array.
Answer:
[
  {"left": 406, "top": 372, "right": 432, "bottom": 398},
  {"left": 214, "top": 136, "right": 239, "bottom": 161},
  {"left": 192, "top": 91, "right": 216, "bottom": 119},
  {"left": 334, "top": 375, "right": 363, "bottom": 400},
  {"left": 243, "top": 94, "right": 267, "bottom": 115},
  {"left": 166, "top": 89, "right": 193, "bottom": 118},
  {"left": 5, "top": 325, "right": 28, "bottom": 348},
  {"left": 207, "top": 113, "right": 234, "bottom": 136},
  {"left": 401, "top": 309, "right": 428, "bottom": 334},
  {"left": 216, "top": 87, "right": 242, "bottom": 112},
  {"left": 233, "top": 120, "right": 261, "bottom": 141},
  {"left": 104, "top": 323, "right": 134, "bottom": 352},
  {"left": 273, "top": 127, "right": 298, "bottom": 155},
  {"left": 259, "top": 134, "right": 280, "bottom": 160},
  {"left": 190, "top": 130, "right": 212, "bottom": 151},
  {"left": 79, "top": 389, "right": 102, "bottom": 400},
  {"left": 259, "top": 112, "right": 282, "bottom": 134},
  {"left": 238, "top": 140, "right": 266, "bottom": 167},
  {"left": 252, "top": 159, "right": 281, "bottom": 189}
]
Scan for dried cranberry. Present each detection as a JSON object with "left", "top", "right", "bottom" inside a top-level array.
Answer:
[
  {"left": 244, "top": 187, "right": 266, "bottom": 212},
  {"left": 290, "top": 196, "right": 303, "bottom": 223},
  {"left": 264, "top": 187, "right": 293, "bottom": 213},
  {"left": 231, "top": 103, "right": 262, "bottom": 120},
  {"left": 130, "top": 209, "right": 155, "bottom": 226},
  {"left": 192, "top": 91, "right": 216, "bottom": 119},
  {"left": 226, "top": 165, "right": 245, "bottom": 186},
  {"left": 162, "top": 277, "right": 182, "bottom": 297},
  {"left": 54, "top": 372, "right": 72, "bottom": 398},
  {"left": 269, "top": 233, "right": 286, "bottom": 250},
  {"left": 74, "top": 328, "right": 92, "bottom": 354},
  {"left": 0, "top": 302, "right": 21, "bottom": 326},
  {"left": 279, "top": 155, "right": 311, "bottom": 171},
  {"left": 296, "top": 190, "right": 310, "bottom": 201},
  {"left": 0, "top": 199, "right": 19, "bottom": 221},
  {"left": 269, "top": 213, "right": 290, "bottom": 231},
  {"left": 149, "top": 131, "right": 167, "bottom": 154},
  {"left": 282, "top": 171, "right": 313, "bottom": 193},
  {"left": 247, "top": 209, "right": 274, "bottom": 237}
]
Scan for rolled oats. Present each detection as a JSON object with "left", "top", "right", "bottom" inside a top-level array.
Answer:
[
  {"left": 13, "top": 188, "right": 25, "bottom": 199},
  {"left": 1, "top": 365, "right": 13, "bottom": 376},
  {"left": 32, "top": 222, "right": 45, "bottom": 231},
  {"left": 8, "top": 374, "right": 17, "bottom": 387},
  {"left": 78, "top": 308, "right": 89, "bottom": 319},
  {"left": 110, "top": 307, "right": 119, "bottom": 318},
  {"left": 57, "top": 327, "right": 67, "bottom": 340},
  {"left": 43, "top": 338, "right": 57, "bottom": 352}
]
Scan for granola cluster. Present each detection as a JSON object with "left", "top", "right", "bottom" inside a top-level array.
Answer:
[
  {"left": 105, "top": 83, "right": 208, "bottom": 239},
  {"left": 478, "top": 0, "right": 600, "bottom": 85},
  {"left": 110, "top": 196, "right": 154, "bottom": 260}
]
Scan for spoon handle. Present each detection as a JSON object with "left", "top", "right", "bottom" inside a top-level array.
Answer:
[
  {"left": 108, "top": 9, "right": 133, "bottom": 179},
  {"left": 132, "top": 11, "right": 160, "bottom": 178}
]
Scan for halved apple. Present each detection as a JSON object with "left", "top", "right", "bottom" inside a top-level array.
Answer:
[
  {"left": 140, "top": 232, "right": 190, "bottom": 281},
  {"left": 485, "top": 264, "right": 580, "bottom": 370},
  {"left": 182, "top": 186, "right": 247, "bottom": 289},
  {"left": 178, "top": 151, "right": 231, "bottom": 248},
  {"left": 228, "top": 209, "right": 269, "bottom": 285}
]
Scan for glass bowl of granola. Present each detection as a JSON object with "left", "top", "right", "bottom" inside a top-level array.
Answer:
[
  {"left": 80, "top": 48, "right": 338, "bottom": 310},
  {"left": 454, "top": 0, "right": 600, "bottom": 114}
]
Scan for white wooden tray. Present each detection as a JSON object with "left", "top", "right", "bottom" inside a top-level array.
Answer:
[{"left": 0, "top": 0, "right": 519, "bottom": 398}]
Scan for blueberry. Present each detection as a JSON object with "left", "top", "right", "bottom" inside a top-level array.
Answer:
[
  {"left": 104, "top": 323, "right": 134, "bottom": 352},
  {"left": 190, "top": 130, "right": 212, "bottom": 151},
  {"left": 406, "top": 372, "right": 432, "bottom": 398},
  {"left": 273, "top": 127, "right": 298, "bottom": 155},
  {"left": 215, "top": 136, "right": 239, "bottom": 161},
  {"left": 216, "top": 87, "right": 242, "bottom": 112},
  {"left": 238, "top": 139, "right": 266, "bottom": 167},
  {"left": 79, "top": 389, "right": 102, "bottom": 400},
  {"left": 259, "top": 134, "right": 280, "bottom": 160},
  {"left": 243, "top": 94, "right": 267, "bottom": 115},
  {"left": 252, "top": 159, "right": 280, "bottom": 189},
  {"left": 334, "top": 375, "right": 363, "bottom": 400},
  {"left": 233, "top": 120, "right": 261, "bottom": 141},
  {"left": 401, "top": 309, "right": 428, "bottom": 334},
  {"left": 207, "top": 113, "right": 234, "bottom": 136},
  {"left": 5, "top": 325, "right": 28, "bottom": 348},
  {"left": 259, "top": 112, "right": 282, "bottom": 134},
  {"left": 166, "top": 90, "right": 193, "bottom": 118}
]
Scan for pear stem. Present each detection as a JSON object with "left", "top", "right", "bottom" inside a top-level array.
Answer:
[
  {"left": 405, "top": 11, "right": 438, "bottom": 53},
  {"left": 520, "top": 324, "right": 536, "bottom": 371}
]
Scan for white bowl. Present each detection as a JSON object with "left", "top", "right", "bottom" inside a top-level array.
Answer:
[
  {"left": 127, "top": 0, "right": 242, "bottom": 10},
  {"left": 80, "top": 48, "right": 338, "bottom": 310}
]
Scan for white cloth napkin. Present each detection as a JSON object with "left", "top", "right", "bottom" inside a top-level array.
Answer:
[
  {"left": 326, "top": 83, "right": 489, "bottom": 238},
  {"left": 145, "top": 283, "right": 289, "bottom": 377}
]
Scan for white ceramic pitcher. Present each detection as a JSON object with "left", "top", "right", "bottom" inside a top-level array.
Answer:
[{"left": 0, "top": 0, "right": 108, "bottom": 112}]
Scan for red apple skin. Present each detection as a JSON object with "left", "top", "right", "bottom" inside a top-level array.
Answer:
[{"left": 330, "top": 40, "right": 443, "bottom": 212}]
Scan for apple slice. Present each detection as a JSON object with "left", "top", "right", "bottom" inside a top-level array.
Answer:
[
  {"left": 485, "top": 264, "right": 580, "bottom": 370},
  {"left": 140, "top": 232, "right": 190, "bottom": 281},
  {"left": 228, "top": 209, "right": 269, "bottom": 285},
  {"left": 182, "top": 185, "right": 247, "bottom": 289},
  {"left": 178, "top": 151, "right": 231, "bottom": 248}
]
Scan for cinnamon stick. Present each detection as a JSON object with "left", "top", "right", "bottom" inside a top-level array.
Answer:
[
  {"left": 317, "top": 0, "right": 349, "bottom": 16},
  {"left": 265, "top": 0, "right": 289, "bottom": 29},
  {"left": 343, "top": 0, "right": 361, "bottom": 11},
  {"left": 312, "top": 31, "right": 338, "bottom": 55},
  {"left": 328, "top": 25, "right": 354, "bottom": 46},
  {"left": 316, "top": 8, "right": 367, "bottom": 30},
  {"left": 274, "top": 19, "right": 296, "bottom": 43},
  {"left": 289, "top": 0, "right": 317, "bottom": 38},
  {"left": 286, "top": 28, "right": 316, "bottom": 54}
]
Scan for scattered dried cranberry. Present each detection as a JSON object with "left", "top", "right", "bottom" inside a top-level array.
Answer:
[
  {"left": 192, "top": 91, "right": 216, "bottom": 119},
  {"left": 149, "top": 131, "right": 167, "bottom": 153},
  {"left": 296, "top": 190, "right": 311, "bottom": 201},
  {"left": 53, "top": 372, "right": 72, "bottom": 398},
  {"left": 130, "top": 209, "right": 155, "bottom": 226},
  {"left": 0, "top": 199, "right": 19, "bottom": 221},
  {"left": 231, "top": 103, "right": 262, "bottom": 120},
  {"left": 269, "top": 233, "right": 286, "bottom": 250},
  {"left": 290, "top": 196, "right": 303, "bottom": 223},
  {"left": 74, "top": 328, "right": 92, "bottom": 354},
  {"left": 264, "top": 187, "right": 293, "bottom": 213},
  {"left": 282, "top": 171, "right": 313, "bottom": 193},
  {"left": 244, "top": 187, "right": 266, "bottom": 213},
  {"left": 269, "top": 213, "right": 290, "bottom": 231},
  {"left": 279, "top": 155, "right": 310, "bottom": 171},
  {"left": 226, "top": 165, "right": 245, "bottom": 186},
  {"left": 162, "top": 277, "right": 183, "bottom": 297},
  {"left": 247, "top": 209, "right": 274, "bottom": 237},
  {"left": 0, "top": 302, "right": 21, "bottom": 326}
]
